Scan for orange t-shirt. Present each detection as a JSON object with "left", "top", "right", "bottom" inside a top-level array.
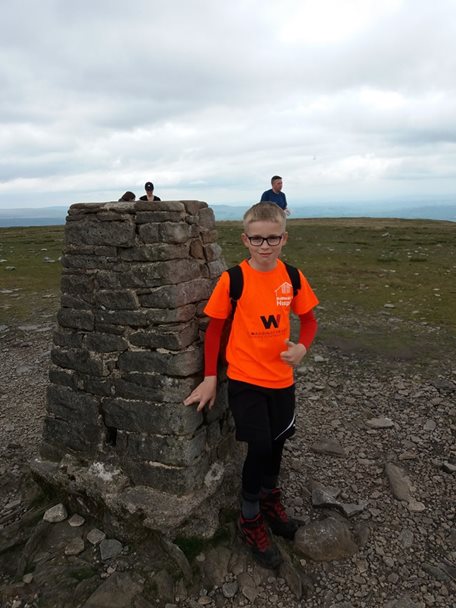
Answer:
[{"left": 204, "top": 259, "right": 319, "bottom": 388}]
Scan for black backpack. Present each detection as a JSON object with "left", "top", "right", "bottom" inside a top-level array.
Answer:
[{"left": 219, "top": 262, "right": 301, "bottom": 363}]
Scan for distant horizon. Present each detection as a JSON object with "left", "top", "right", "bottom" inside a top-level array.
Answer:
[
  {"left": 0, "top": 192, "right": 455, "bottom": 210},
  {"left": 0, "top": 198, "right": 455, "bottom": 227}
]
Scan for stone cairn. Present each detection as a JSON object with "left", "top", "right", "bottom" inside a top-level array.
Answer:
[{"left": 33, "top": 200, "right": 238, "bottom": 539}]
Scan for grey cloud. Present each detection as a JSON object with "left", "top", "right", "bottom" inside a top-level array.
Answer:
[{"left": 1, "top": 0, "right": 456, "bottom": 208}]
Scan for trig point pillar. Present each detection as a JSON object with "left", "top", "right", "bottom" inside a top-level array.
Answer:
[{"left": 33, "top": 200, "right": 237, "bottom": 538}]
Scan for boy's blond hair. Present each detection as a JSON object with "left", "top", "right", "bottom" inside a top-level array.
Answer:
[{"left": 243, "top": 202, "right": 286, "bottom": 230}]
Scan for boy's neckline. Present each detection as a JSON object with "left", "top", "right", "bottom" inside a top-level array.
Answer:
[{"left": 246, "top": 258, "right": 280, "bottom": 272}]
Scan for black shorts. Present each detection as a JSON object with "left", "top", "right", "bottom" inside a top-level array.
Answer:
[{"left": 227, "top": 379, "right": 296, "bottom": 444}]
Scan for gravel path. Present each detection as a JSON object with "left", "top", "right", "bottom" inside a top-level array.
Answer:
[{"left": 0, "top": 319, "right": 455, "bottom": 608}]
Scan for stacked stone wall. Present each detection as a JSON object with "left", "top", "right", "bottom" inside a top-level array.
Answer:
[{"left": 42, "top": 200, "right": 233, "bottom": 497}]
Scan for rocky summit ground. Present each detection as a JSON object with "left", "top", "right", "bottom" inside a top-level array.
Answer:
[{"left": 0, "top": 313, "right": 455, "bottom": 608}]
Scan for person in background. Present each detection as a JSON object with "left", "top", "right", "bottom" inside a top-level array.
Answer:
[
  {"left": 118, "top": 191, "right": 136, "bottom": 202},
  {"left": 139, "top": 181, "right": 161, "bottom": 202},
  {"left": 184, "top": 202, "right": 318, "bottom": 569},
  {"left": 260, "top": 175, "right": 289, "bottom": 214}
]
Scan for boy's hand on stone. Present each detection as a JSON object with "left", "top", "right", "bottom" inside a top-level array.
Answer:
[
  {"left": 183, "top": 376, "right": 217, "bottom": 412},
  {"left": 280, "top": 339, "right": 307, "bottom": 367}
]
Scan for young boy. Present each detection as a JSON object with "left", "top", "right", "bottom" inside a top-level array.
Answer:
[{"left": 184, "top": 202, "right": 318, "bottom": 568}]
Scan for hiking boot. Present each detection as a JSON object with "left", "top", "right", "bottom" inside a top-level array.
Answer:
[
  {"left": 238, "top": 512, "right": 283, "bottom": 569},
  {"left": 260, "top": 488, "right": 299, "bottom": 540}
]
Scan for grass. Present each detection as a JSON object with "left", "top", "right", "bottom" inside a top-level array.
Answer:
[
  {"left": 1, "top": 218, "right": 455, "bottom": 348},
  {"left": 0, "top": 226, "right": 64, "bottom": 324},
  {"left": 219, "top": 217, "right": 456, "bottom": 332}
]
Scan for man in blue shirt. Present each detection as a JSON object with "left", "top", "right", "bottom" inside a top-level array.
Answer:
[{"left": 260, "top": 176, "right": 289, "bottom": 214}]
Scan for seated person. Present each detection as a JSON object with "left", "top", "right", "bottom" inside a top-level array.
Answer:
[
  {"left": 139, "top": 181, "right": 161, "bottom": 201},
  {"left": 118, "top": 191, "right": 136, "bottom": 202}
]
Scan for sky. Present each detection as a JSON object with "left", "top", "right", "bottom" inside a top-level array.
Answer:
[{"left": 1, "top": 0, "right": 456, "bottom": 211}]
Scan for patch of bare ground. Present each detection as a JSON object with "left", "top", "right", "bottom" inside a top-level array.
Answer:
[{"left": 0, "top": 311, "right": 455, "bottom": 608}]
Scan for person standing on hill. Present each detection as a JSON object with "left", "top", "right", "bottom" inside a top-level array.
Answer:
[
  {"left": 184, "top": 202, "right": 318, "bottom": 569},
  {"left": 260, "top": 175, "right": 289, "bottom": 214},
  {"left": 139, "top": 181, "right": 161, "bottom": 202}
]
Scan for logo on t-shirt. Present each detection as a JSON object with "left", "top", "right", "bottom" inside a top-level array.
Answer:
[
  {"left": 275, "top": 282, "right": 294, "bottom": 308},
  {"left": 260, "top": 314, "right": 281, "bottom": 329}
]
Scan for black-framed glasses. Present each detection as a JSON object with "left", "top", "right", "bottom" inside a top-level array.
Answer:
[{"left": 245, "top": 234, "right": 284, "bottom": 247}]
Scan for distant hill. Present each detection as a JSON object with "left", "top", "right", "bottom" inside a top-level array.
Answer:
[
  {"left": 0, "top": 202, "right": 454, "bottom": 227},
  {"left": 0, "top": 206, "right": 69, "bottom": 227}
]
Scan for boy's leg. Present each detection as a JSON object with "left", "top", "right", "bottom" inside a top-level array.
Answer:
[
  {"left": 259, "top": 386, "right": 300, "bottom": 540},
  {"left": 228, "top": 380, "right": 282, "bottom": 569},
  {"left": 241, "top": 438, "right": 273, "bottom": 517},
  {"left": 238, "top": 439, "right": 282, "bottom": 569}
]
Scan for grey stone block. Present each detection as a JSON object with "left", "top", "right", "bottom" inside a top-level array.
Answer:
[
  {"left": 84, "top": 332, "right": 129, "bottom": 353},
  {"left": 120, "top": 259, "right": 201, "bottom": 288},
  {"left": 94, "top": 290, "right": 139, "bottom": 310},
  {"left": 182, "top": 200, "right": 208, "bottom": 215},
  {"left": 204, "top": 243, "right": 223, "bottom": 262},
  {"left": 65, "top": 244, "right": 117, "bottom": 256},
  {"left": 97, "top": 211, "right": 134, "bottom": 222},
  {"left": 48, "top": 373, "right": 112, "bottom": 399},
  {"left": 118, "top": 346, "right": 202, "bottom": 376},
  {"left": 128, "top": 321, "right": 199, "bottom": 350},
  {"left": 201, "top": 229, "right": 218, "bottom": 244},
  {"left": 102, "top": 398, "right": 202, "bottom": 434},
  {"left": 60, "top": 274, "right": 94, "bottom": 300},
  {"left": 47, "top": 384, "right": 101, "bottom": 425},
  {"left": 65, "top": 219, "right": 136, "bottom": 247},
  {"left": 61, "top": 254, "right": 115, "bottom": 270},
  {"left": 135, "top": 200, "right": 185, "bottom": 212},
  {"left": 60, "top": 294, "right": 92, "bottom": 310},
  {"left": 138, "top": 223, "right": 160, "bottom": 243},
  {"left": 53, "top": 329, "right": 84, "bottom": 349},
  {"left": 114, "top": 375, "right": 195, "bottom": 403},
  {"left": 116, "top": 428, "right": 206, "bottom": 466},
  {"left": 95, "top": 309, "right": 151, "bottom": 327},
  {"left": 138, "top": 278, "right": 211, "bottom": 308},
  {"left": 51, "top": 348, "right": 109, "bottom": 376},
  {"left": 95, "top": 271, "right": 122, "bottom": 290},
  {"left": 42, "top": 416, "right": 101, "bottom": 456},
  {"left": 82, "top": 376, "right": 114, "bottom": 397},
  {"left": 197, "top": 207, "right": 216, "bottom": 229},
  {"left": 123, "top": 454, "right": 209, "bottom": 495},
  {"left": 48, "top": 367, "right": 80, "bottom": 390},
  {"left": 69, "top": 202, "right": 106, "bottom": 214},
  {"left": 57, "top": 309, "right": 94, "bottom": 331},
  {"left": 94, "top": 246, "right": 118, "bottom": 256},
  {"left": 189, "top": 240, "right": 204, "bottom": 259},
  {"left": 93, "top": 321, "right": 126, "bottom": 335},
  {"left": 141, "top": 304, "right": 198, "bottom": 324},
  {"left": 119, "top": 243, "right": 189, "bottom": 262},
  {"left": 207, "top": 260, "right": 226, "bottom": 278},
  {"left": 159, "top": 222, "right": 191, "bottom": 244},
  {"left": 135, "top": 210, "right": 186, "bottom": 223}
]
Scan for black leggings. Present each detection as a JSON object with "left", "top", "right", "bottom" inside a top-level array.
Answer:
[{"left": 242, "top": 438, "right": 286, "bottom": 498}]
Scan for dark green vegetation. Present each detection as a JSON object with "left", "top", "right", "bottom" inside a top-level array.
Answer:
[
  {"left": 223, "top": 217, "right": 456, "bottom": 366},
  {"left": 0, "top": 226, "right": 64, "bottom": 324},
  {"left": 222, "top": 218, "right": 456, "bottom": 330},
  {"left": 1, "top": 218, "right": 455, "bottom": 361}
]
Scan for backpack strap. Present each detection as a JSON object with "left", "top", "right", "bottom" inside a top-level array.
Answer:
[
  {"left": 227, "top": 265, "right": 243, "bottom": 317},
  {"left": 227, "top": 262, "right": 299, "bottom": 314},
  {"left": 283, "top": 262, "right": 301, "bottom": 297}
]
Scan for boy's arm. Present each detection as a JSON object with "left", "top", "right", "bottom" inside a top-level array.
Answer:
[
  {"left": 183, "top": 317, "right": 225, "bottom": 412},
  {"left": 280, "top": 309, "right": 318, "bottom": 366},
  {"left": 298, "top": 309, "right": 318, "bottom": 349}
]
